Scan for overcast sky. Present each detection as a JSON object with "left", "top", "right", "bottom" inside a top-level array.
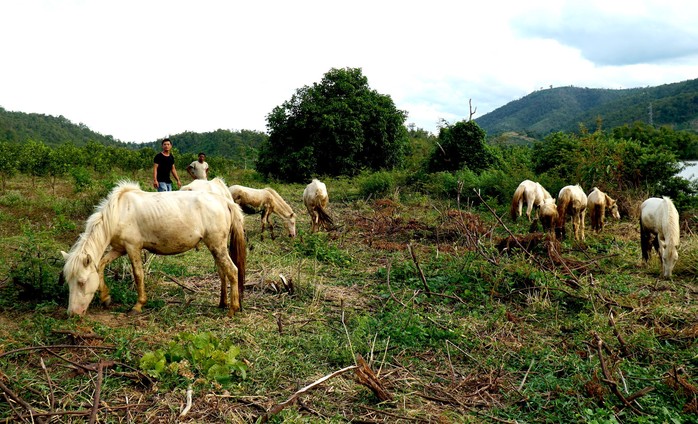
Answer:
[{"left": 1, "top": 0, "right": 697, "bottom": 144}]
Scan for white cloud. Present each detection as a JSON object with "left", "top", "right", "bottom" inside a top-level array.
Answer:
[{"left": 1, "top": 0, "right": 697, "bottom": 142}]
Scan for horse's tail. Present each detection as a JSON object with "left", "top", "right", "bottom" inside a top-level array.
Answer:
[
  {"left": 590, "top": 203, "right": 601, "bottom": 231},
  {"left": 640, "top": 215, "right": 651, "bottom": 262},
  {"left": 316, "top": 205, "right": 334, "bottom": 230},
  {"left": 556, "top": 191, "right": 571, "bottom": 233},
  {"left": 510, "top": 184, "right": 525, "bottom": 221},
  {"left": 227, "top": 201, "right": 247, "bottom": 303}
]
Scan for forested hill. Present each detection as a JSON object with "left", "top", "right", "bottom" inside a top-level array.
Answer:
[
  {"left": 0, "top": 107, "right": 126, "bottom": 148},
  {"left": 475, "top": 78, "right": 698, "bottom": 137},
  {"left": 0, "top": 106, "right": 268, "bottom": 161}
]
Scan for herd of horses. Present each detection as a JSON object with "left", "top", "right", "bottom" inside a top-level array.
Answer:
[
  {"left": 510, "top": 179, "right": 680, "bottom": 279},
  {"left": 61, "top": 178, "right": 333, "bottom": 317},
  {"left": 62, "top": 176, "right": 681, "bottom": 318}
]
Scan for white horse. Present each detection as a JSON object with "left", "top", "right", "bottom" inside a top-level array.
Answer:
[
  {"left": 181, "top": 177, "right": 233, "bottom": 200},
  {"left": 640, "top": 196, "right": 680, "bottom": 278},
  {"left": 556, "top": 184, "right": 587, "bottom": 241},
  {"left": 228, "top": 185, "right": 297, "bottom": 239},
  {"left": 303, "top": 179, "right": 333, "bottom": 232},
  {"left": 510, "top": 180, "right": 554, "bottom": 222},
  {"left": 61, "top": 181, "right": 246, "bottom": 317},
  {"left": 587, "top": 187, "right": 620, "bottom": 232}
]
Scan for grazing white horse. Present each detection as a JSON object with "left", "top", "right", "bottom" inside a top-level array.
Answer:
[
  {"left": 587, "top": 187, "right": 620, "bottom": 232},
  {"left": 556, "top": 184, "right": 587, "bottom": 241},
  {"left": 510, "top": 180, "right": 554, "bottom": 222},
  {"left": 228, "top": 185, "right": 297, "bottom": 239},
  {"left": 303, "top": 179, "right": 333, "bottom": 232},
  {"left": 640, "top": 196, "right": 680, "bottom": 278},
  {"left": 61, "top": 181, "right": 246, "bottom": 317}
]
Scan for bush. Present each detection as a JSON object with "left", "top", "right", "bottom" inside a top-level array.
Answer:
[
  {"left": 6, "top": 227, "right": 66, "bottom": 306},
  {"left": 358, "top": 170, "right": 396, "bottom": 199}
]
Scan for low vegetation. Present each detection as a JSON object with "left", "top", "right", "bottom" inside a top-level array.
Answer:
[{"left": 0, "top": 170, "right": 696, "bottom": 423}]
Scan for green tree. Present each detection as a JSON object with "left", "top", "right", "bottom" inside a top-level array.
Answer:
[
  {"left": 257, "top": 67, "right": 409, "bottom": 182},
  {"left": 0, "top": 141, "right": 20, "bottom": 191},
  {"left": 427, "top": 120, "right": 494, "bottom": 173}
]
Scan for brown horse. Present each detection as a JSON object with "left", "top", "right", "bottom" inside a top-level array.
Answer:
[
  {"left": 587, "top": 187, "right": 620, "bottom": 232},
  {"left": 228, "top": 185, "right": 297, "bottom": 239}
]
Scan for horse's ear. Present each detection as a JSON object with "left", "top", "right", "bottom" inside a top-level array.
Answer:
[
  {"left": 61, "top": 251, "right": 69, "bottom": 260},
  {"left": 83, "top": 254, "right": 92, "bottom": 268}
]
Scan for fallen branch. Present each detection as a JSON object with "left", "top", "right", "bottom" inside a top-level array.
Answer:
[
  {"left": 407, "top": 243, "right": 431, "bottom": 296},
  {"left": 261, "top": 364, "right": 358, "bottom": 422},
  {"left": 593, "top": 333, "right": 650, "bottom": 414},
  {"left": 88, "top": 361, "right": 105, "bottom": 424},
  {"left": 354, "top": 354, "right": 392, "bottom": 401},
  {"left": 0, "top": 374, "right": 47, "bottom": 424}
]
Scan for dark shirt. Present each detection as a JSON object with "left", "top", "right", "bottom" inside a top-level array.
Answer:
[{"left": 154, "top": 153, "right": 175, "bottom": 183}]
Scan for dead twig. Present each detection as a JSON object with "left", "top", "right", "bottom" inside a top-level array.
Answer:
[
  {"left": 593, "top": 332, "right": 650, "bottom": 414},
  {"left": 261, "top": 364, "right": 358, "bottom": 423},
  {"left": 407, "top": 243, "right": 431, "bottom": 296},
  {"left": 88, "top": 360, "right": 105, "bottom": 424}
]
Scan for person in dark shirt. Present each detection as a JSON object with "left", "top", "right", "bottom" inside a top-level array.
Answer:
[{"left": 153, "top": 138, "right": 182, "bottom": 192}]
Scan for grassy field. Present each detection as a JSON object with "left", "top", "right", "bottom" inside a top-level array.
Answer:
[{"left": 0, "top": 173, "right": 697, "bottom": 423}]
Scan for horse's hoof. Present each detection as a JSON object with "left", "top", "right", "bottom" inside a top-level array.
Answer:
[
  {"left": 127, "top": 308, "right": 141, "bottom": 315},
  {"left": 102, "top": 296, "right": 112, "bottom": 307}
]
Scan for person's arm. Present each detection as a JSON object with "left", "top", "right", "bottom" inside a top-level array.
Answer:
[
  {"left": 153, "top": 163, "right": 159, "bottom": 188},
  {"left": 186, "top": 164, "right": 196, "bottom": 179},
  {"left": 205, "top": 163, "right": 209, "bottom": 179},
  {"left": 171, "top": 165, "right": 182, "bottom": 188}
]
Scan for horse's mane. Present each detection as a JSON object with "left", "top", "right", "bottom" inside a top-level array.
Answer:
[
  {"left": 662, "top": 196, "right": 680, "bottom": 250},
  {"left": 65, "top": 181, "right": 141, "bottom": 274},
  {"left": 265, "top": 188, "right": 294, "bottom": 218}
]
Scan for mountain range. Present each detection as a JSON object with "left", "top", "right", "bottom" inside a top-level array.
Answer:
[{"left": 474, "top": 78, "right": 698, "bottom": 137}]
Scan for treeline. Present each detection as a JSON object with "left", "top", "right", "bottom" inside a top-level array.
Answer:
[
  {"left": 142, "top": 129, "right": 267, "bottom": 168},
  {"left": 0, "top": 139, "right": 241, "bottom": 192}
]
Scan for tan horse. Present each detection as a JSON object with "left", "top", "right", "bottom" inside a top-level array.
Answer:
[
  {"left": 303, "top": 179, "right": 333, "bottom": 232},
  {"left": 587, "top": 187, "right": 620, "bottom": 232},
  {"left": 61, "top": 181, "right": 246, "bottom": 317},
  {"left": 511, "top": 179, "right": 554, "bottom": 222},
  {"left": 539, "top": 198, "right": 559, "bottom": 233},
  {"left": 641, "top": 196, "right": 680, "bottom": 278},
  {"left": 228, "top": 185, "right": 297, "bottom": 239},
  {"left": 556, "top": 184, "right": 587, "bottom": 241}
]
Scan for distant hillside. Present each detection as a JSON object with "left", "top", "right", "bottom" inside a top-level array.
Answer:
[
  {"left": 0, "top": 107, "right": 267, "bottom": 161},
  {"left": 0, "top": 107, "right": 129, "bottom": 148},
  {"left": 475, "top": 78, "right": 698, "bottom": 137}
]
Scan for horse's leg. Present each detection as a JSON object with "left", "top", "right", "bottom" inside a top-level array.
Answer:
[
  {"left": 97, "top": 249, "right": 125, "bottom": 306},
  {"left": 210, "top": 246, "right": 240, "bottom": 316},
  {"left": 125, "top": 247, "right": 147, "bottom": 314},
  {"left": 265, "top": 210, "right": 276, "bottom": 240},
  {"left": 580, "top": 209, "right": 586, "bottom": 241}
]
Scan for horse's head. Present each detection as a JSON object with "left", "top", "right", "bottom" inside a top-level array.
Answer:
[
  {"left": 61, "top": 251, "right": 100, "bottom": 316},
  {"left": 662, "top": 244, "right": 679, "bottom": 278},
  {"left": 609, "top": 201, "right": 620, "bottom": 220},
  {"left": 285, "top": 213, "right": 297, "bottom": 238}
]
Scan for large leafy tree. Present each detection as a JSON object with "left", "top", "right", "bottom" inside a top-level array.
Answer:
[
  {"left": 427, "top": 120, "right": 494, "bottom": 173},
  {"left": 257, "top": 67, "right": 409, "bottom": 182}
]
